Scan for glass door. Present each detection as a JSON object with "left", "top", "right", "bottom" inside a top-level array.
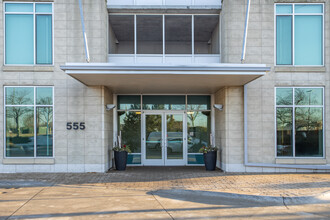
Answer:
[
  {"left": 165, "top": 113, "right": 185, "bottom": 165},
  {"left": 143, "top": 112, "right": 186, "bottom": 166},
  {"left": 144, "top": 113, "right": 164, "bottom": 165}
]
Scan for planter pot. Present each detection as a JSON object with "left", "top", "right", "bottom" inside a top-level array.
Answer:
[
  {"left": 114, "top": 151, "right": 128, "bottom": 171},
  {"left": 203, "top": 151, "right": 217, "bottom": 171}
]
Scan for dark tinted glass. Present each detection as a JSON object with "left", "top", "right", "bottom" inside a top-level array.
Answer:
[
  {"left": 295, "top": 107, "right": 323, "bottom": 157},
  {"left": 117, "top": 95, "right": 141, "bottom": 110},
  {"left": 187, "top": 95, "right": 211, "bottom": 110},
  {"left": 276, "top": 107, "right": 293, "bottom": 156},
  {"left": 143, "top": 95, "right": 185, "bottom": 110}
]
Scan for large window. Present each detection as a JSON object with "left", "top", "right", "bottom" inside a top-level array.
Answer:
[
  {"left": 4, "top": 3, "right": 53, "bottom": 65},
  {"left": 109, "top": 14, "right": 219, "bottom": 55},
  {"left": 187, "top": 96, "right": 211, "bottom": 164},
  {"left": 5, "top": 87, "right": 54, "bottom": 158},
  {"left": 275, "top": 4, "right": 323, "bottom": 66},
  {"left": 276, "top": 88, "right": 323, "bottom": 157},
  {"left": 117, "top": 96, "right": 142, "bottom": 164}
]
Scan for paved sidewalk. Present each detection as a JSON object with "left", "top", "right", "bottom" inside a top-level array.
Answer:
[{"left": 0, "top": 167, "right": 330, "bottom": 219}]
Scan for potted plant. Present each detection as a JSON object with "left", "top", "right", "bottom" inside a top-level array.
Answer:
[
  {"left": 113, "top": 133, "right": 131, "bottom": 171},
  {"left": 199, "top": 146, "right": 218, "bottom": 171}
]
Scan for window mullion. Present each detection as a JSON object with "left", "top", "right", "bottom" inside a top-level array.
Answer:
[
  {"left": 134, "top": 14, "right": 137, "bottom": 63},
  {"left": 192, "top": 15, "right": 194, "bottom": 62},
  {"left": 292, "top": 88, "right": 295, "bottom": 157},
  {"left": 162, "top": 14, "right": 165, "bottom": 63},
  {"left": 292, "top": 12, "right": 294, "bottom": 65},
  {"left": 34, "top": 87, "right": 37, "bottom": 158},
  {"left": 33, "top": 3, "right": 36, "bottom": 65}
]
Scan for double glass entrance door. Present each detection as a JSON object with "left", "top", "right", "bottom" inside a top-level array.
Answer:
[{"left": 144, "top": 112, "right": 185, "bottom": 165}]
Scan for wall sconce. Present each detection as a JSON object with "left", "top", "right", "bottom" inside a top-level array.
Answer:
[
  {"left": 105, "top": 104, "right": 116, "bottom": 111},
  {"left": 213, "top": 104, "right": 223, "bottom": 111}
]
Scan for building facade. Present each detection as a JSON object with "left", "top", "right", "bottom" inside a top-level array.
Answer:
[{"left": 0, "top": 0, "right": 329, "bottom": 173}]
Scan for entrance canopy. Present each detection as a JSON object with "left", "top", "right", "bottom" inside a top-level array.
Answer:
[{"left": 61, "top": 63, "right": 270, "bottom": 93}]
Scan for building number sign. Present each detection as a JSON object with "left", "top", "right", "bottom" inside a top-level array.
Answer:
[{"left": 67, "top": 122, "right": 86, "bottom": 130}]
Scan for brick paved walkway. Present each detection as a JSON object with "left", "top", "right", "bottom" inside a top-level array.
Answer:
[
  {"left": 1, "top": 167, "right": 329, "bottom": 197},
  {"left": 1, "top": 167, "right": 330, "bottom": 219}
]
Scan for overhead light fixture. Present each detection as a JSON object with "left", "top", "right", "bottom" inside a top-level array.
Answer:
[
  {"left": 213, "top": 104, "right": 223, "bottom": 111},
  {"left": 105, "top": 104, "right": 116, "bottom": 111}
]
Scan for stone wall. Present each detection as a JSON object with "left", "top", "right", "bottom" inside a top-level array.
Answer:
[
  {"left": 219, "top": 0, "right": 330, "bottom": 172},
  {"left": 0, "top": 0, "right": 110, "bottom": 173}
]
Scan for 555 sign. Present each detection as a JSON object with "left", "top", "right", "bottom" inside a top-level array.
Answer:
[{"left": 67, "top": 122, "right": 86, "bottom": 130}]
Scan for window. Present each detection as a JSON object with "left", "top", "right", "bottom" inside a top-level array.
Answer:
[
  {"left": 4, "top": 3, "right": 53, "bottom": 65},
  {"left": 276, "top": 88, "right": 323, "bottom": 157},
  {"left": 5, "top": 87, "right": 54, "bottom": 158},
  {"left": 143, "top": 95, "right": 186, "bottom": 110},
  {"left": 109, "top": 14, "right": 219, "bottom": 55},
  {"left": 117, "top": 95, "right": 142, "bottom": 164},
  {"left": 275, "top": 4, "right": 323, "bottom": 66}
]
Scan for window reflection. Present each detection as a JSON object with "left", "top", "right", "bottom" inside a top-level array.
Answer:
[
  {"left": 167, "top": 114, "right": 183, "bottom": 160},
  {"left": 276, "top": 108, "right": 293, "bottom": 156},
  {"left": 187, "top": 95, "right": 211, "bottom": 110},
  {"left": 187, "top": 111, "right": 210, "bottom": 153},
  {"left": 36, "top": 87, "right": 53, "bottom": 105},
  {"left": 6, "top": 107, "right": 34, "bottom": 157},
  {"left": 6, "top": 87, "right": 34, "bottom": 105},
  {"left": 36, "top": 107, "right": 53, "bottom": 157},
  {"left": 5, "top": 87, "right": 53, "bottom": 158},
  {"left": 295, "top": 88, "right": 323, "bottom": 105},
  {"left": 276, "top": 88, "right": 293, "bottom": 105},
  {"left": 118, "top": 111, "right": 141, "bottom": 153},
  {"left": 117, "top": 95, "right": 141, "bottom": 110},
  {"left": 145, "top": 115, "right": 162, "bottom": 159},
  {"left": 143, "top": 95, "right": 185, "bottom": 110},
  {"left": 295, "top": 107, "right": 323, "bottom": 157},
  {"left": 276, "top": 87, "right": 323, "bottom": 158}
]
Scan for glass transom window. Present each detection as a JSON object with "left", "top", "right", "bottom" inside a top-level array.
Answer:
[
  {"left": 5, "top": 87, "right": 54, "bottom": 158},
  {"left": 276, "top": 87, "right": 323, "bottom": 158},
  {"left": 4, "top": 3, "right": 53, "bottom": 65},
  {"left": 275, "top": 4, "right": 323, "bottom": 66}
]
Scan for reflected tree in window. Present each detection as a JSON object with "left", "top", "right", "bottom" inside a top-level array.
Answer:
[
  {"left": 276, "top": 108, "right": 293, "bottom": 156},
  {"left": 187, "top": 111, "right": 210, "bottom": 153},
  {"left": 6, "top": 88, "right": 34, "bottom": 105},
  {"left": 37, "top": 106, "right": 53, "bottom": 157},
  {"left": 6, "top": 107, "right": 34, "bottom": 157},
  {"left": 295, "top": 107, "right": 323, "bottom": 157},
  {"left": 276, "top": 88, "right": 293, "bottom": 105},
  {"left": 119, "top": 111, "right": 141, "bottom": 153},
  {"left": 6, "top": 89, "right": 34, "bottom": 138},
  {"left": 276, "top": 88, "right": 323, "bottom": 157}
]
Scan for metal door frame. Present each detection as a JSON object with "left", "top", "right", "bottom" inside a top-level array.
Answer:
[{"left": 142, "top": 111, "right": 186, "bottom": 166}]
